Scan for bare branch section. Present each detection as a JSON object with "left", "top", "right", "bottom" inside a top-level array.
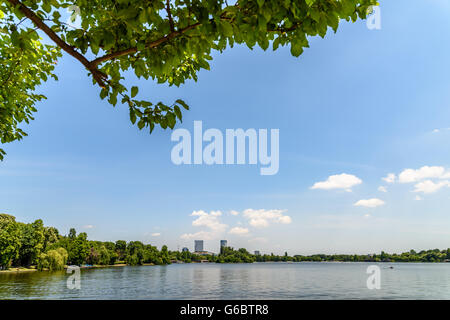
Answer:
[{"left": 166, "top": 0, "right": 175, "bottom": 32}]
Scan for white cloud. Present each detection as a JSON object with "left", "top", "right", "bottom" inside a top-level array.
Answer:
[
  {"left": 151, "top": 233, "right": 161, "bottom": 237},
  {"left": 398, "top": 166, "right": 446, "bottom": 183},
  {"left": 83, "top": 225, "right": 94, "bottom": 229},
  {"left": 415, "top": 195, "right": 423, "bottom": 201},
  {"left": 354, "top": 198, "right": 385, "bottom": 208},
  {"left": 378, "top": 186, "right": 387, "bottom": 193},
  {"left": 242, "top": 209, "right": 292, "bottom": 228},
  {"left": 229, "top": 210, "right": 239, "bottom": 216},
  {"left": 311, "top": 173, "right": 362, "bottom": 192},
  {"left": 180, "top": 231, "right": 216, "bottom": 241},
  {"left": 432, "top": 128, "right": 450, "bottom": 134},
  {"left": 228, "top": 227, "right": 249, "bottom": 235},
  {"left": 190, "top": 210, "right": 227, "bottom": 233},
  {"left": 180, "top": 210, "right": 228, "bottom": 240},
  {"left": 382, "top": 173, "right": 396, "bottom": 184},
  {"left": 413, "top": 180, "right": 450, "bottom": 194},
  {"left": 364, "top": 214, "right": 371, "bottom": 219}
]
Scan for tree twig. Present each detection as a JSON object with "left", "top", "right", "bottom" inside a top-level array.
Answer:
[{"left": 166, "top": 0, "right": 175, "bottom": 32}]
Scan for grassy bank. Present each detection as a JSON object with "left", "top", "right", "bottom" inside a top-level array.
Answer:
[{"left": 0, "top": 267, "right": 37, "bottom": 273}]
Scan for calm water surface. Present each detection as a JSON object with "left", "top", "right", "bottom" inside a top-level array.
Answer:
[{"left": 1, "top": 262, "right": 449, "bottom": 299}]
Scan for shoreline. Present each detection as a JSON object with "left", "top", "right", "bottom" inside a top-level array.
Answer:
[
  {"left": 2, "top": 260, "right": 448, "bottom": 273},
  {"left": 0, "top": 268, "right": 37, "bottom": 273}
]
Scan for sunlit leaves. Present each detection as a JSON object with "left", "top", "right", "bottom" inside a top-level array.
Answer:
[{"left": 0, "top": 5, "right": 61, "bottom": 159}]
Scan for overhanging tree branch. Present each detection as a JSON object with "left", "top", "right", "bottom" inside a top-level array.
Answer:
[
  {"left": 7, "top": 0, "right": 301, "bottom": 77},
  {"left": 6, "top": 0, "right": 107, "bottom": 87},
  {"left": 90, "top": 23, "right": 201, "bottom": 67}
]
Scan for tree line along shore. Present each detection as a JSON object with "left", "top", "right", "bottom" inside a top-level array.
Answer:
[{"left": 1, "top": 214, "right": 450, "bottom": 272}]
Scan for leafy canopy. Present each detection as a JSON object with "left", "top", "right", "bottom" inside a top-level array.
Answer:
[{"left": 0, "top": 0, "right": 378, "bottom": 159}]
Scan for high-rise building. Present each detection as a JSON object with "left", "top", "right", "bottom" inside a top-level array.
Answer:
[
  {"left": 254, "top": 251, "right": 260, "bottom": 256},
  {"left": 194, "top": 240, "right": 204, "bottom": 252},
  {"left": 220, "top": 240, "right": 228, "bottom": 254},
  {"left": 182, "top": 247, "right": 189, "bottom": 252}
]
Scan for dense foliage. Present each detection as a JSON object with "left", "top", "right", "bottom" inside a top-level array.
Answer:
[
  {"left": 259, "top": 250, "right": 450, "bottom": 263},
  {"left": 0, "top": 214, "right": 175, "bottom": 270},
  {"left": 3, "top": 214, "right": 448, "bottom": 271},
  {"left": 0, "top": 0, "right": 378, "bottom": 159},
  {"left": 206, "top": 248, "right": 450, "bottom": 264}
]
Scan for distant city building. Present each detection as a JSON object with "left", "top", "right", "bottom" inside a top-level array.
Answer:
[
  {"left": 182, "top": 247, "right": 189, "bottom": 252},
  {"left": 254, "top": 251, "right": 261, "bottom": 256},
  {"left": 220, "top": 240, "right": 227, "bottom": 254},
  {"left": 194, "top": 240, "right": 204, "bottom": 252}
]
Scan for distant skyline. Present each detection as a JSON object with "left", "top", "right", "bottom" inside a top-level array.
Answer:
[{"left": 2, "top": 0, "right": 450, "bottom": 255}]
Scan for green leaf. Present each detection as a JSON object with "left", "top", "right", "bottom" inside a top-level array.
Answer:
[
  {"left": 174, "top": 105, "right": 182, "bottom": 121},
  {"left": 131, "top": 86, "right": 139, "bottom": 98},
  {"left": 129, "top": 108, "right": 137, "bottom": 124},
  {"left": 176, "top": 99, "right": 189, "bottom": 110},
  {"left": 290, "top": 42, "right": 303, "bottom": 57}
]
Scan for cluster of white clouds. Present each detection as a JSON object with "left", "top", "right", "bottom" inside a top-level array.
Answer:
[
  {"left": 310, "top": 165, "right": 450, "bottom": 212},
  {"left": 191, "top": 210, "right": 227, "bottom": 233},
  {"left": 181, "top": 210, "right": 228, "bottom": 240},
  {"left": 182, "top": 165, "right": 450, "bottom": 243},
  {"left": 398, "top": 166, "right": 450, "bottom": 183},
  {"left": 383, "top": 166, "right": 450, "bottom": 194},
  {"left": 180, "top": 209, "right": 292, "bottom": 241},
  {"left": 311, "top": 173, "right": 385, "bottom": 210}
]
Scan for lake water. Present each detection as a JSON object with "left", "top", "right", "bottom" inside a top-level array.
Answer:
[{"left": 1, "top": 262, "right": 450, "bottom": 300}]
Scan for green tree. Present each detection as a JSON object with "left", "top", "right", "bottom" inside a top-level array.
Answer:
[
  {"left": 159, "top": 245, "right": 171, "bottom": 265},
  {"left": 17, "top": 219, "right": 45, "bottom": 266},
  {"left": 37, "top": 247, "right": 68, "bottom": 271},
  {"left": 43, "top": 226, "right": 59, "bottom": 251},
  {"left": 125, "top": 241, "right": 145, "bottom": 265},
  {"left": 115, "top": 240, "right": 127, "bottom": 261},
  {"left": 0, "top": 0, "right": 377, "bottom": 159},
  {"left": 86, "top": 246, "right": 100, "bottom": 265},
  {"left": 67, "top": 231, "right": 89, "bottom": 265},
  {"left": 68, "top": 228, "right": 76, "bottom": 240},
  {"left": 0, "top": 214, "right": 21, "bottom": 269}
]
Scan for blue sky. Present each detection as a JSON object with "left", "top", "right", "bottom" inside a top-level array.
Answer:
[{"left": 2, "top": 0, "right": 450, "bottom": 255}]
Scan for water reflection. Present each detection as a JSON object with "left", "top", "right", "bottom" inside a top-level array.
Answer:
[{"left": 0, "top": 263, "right": 449, "bottom": 300}]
